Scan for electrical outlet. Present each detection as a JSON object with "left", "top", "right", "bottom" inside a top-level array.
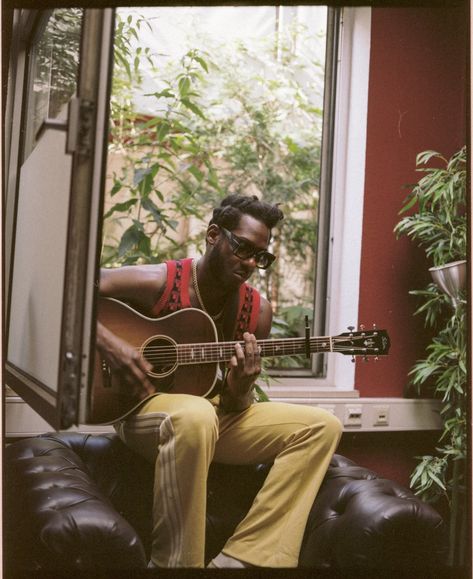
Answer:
[
  {"left": 373, "top": 405, "right": 390, "bottom": 426},
  {"left": 344, "top": 404, "right": 363, "bottom": 427}
]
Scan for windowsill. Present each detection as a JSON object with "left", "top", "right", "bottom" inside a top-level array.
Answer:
[
  {"left": 265, "top": 393, "right": 442, "bottom": 432},
  {"left": 6, "top": 385, "right": 442, "bottom": 435},
  {"left": 263, "top": 382, "right": 360, "bottom": 399},
  {"left": 4, "top": 389, "right": 115, "bottom": 437},
  {"left": 259, "top": 372, "right": 360, "bottom": 398}
]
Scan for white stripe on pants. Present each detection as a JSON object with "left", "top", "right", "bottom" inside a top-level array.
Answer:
[{"left": 115, "top": 393, "right": 342, "bottom": 568}]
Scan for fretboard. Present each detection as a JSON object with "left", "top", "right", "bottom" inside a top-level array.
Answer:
[{"left": 176, "top": 337, "right": 334, "bottom": 365}]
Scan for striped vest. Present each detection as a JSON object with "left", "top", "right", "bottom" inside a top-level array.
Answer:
[{"left": 151, "top": 258, "right": 261, "bottom": 340}]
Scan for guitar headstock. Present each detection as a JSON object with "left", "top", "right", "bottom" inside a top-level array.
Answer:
[{"left": 334, "top": 325, "right": 390, "bottom": 360}]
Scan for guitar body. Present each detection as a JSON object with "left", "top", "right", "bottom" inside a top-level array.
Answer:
[{"left": 90, "top": 298, "right": 220, "bottom": 424}]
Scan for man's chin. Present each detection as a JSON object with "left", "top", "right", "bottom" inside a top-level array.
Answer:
[{"left": 233, "top": 271, "right": 248, "bottom": 284}]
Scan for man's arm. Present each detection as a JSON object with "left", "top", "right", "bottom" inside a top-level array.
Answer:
[
  {"left": 220, "top": 296, "right": 273, "bottom": 412},
  {"left": 99, "top": 264, "right": 166, "bottom": 313}
]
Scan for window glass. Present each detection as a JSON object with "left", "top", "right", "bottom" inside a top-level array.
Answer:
[
  {"left": 103, "top": 6, "right": 330, "bottom": 375},
  {"left": 23, "top": 8, "right": 82, "bottom": 160}
]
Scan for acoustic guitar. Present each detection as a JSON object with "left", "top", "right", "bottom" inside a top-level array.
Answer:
[{"left": 90, "top": 297, "right": 391, "bottom": 424}]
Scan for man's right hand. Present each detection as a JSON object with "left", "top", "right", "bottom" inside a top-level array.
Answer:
[{"left": 96, "top": 322, "right": 155, "bottom": 401}]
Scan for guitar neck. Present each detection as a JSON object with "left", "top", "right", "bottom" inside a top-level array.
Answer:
[{"left": 177, "top": 336, "right": 334, "bottom": 364}]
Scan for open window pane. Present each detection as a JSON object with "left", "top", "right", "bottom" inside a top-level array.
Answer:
[{"left": 5, "top": 9, "right": 115, "bottom": 429}]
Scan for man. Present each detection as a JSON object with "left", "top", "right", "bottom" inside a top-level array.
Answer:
[{"left": 97, "top": 194, "right": 342, "bottom": 568}]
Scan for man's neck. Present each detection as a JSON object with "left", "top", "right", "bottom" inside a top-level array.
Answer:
[{"left": 194, "top": 256, "right": 236, "bottom": 315}]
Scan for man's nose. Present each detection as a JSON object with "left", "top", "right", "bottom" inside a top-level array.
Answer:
[{"left": 242, "top": 255, "right": 257, "bottom": 268}]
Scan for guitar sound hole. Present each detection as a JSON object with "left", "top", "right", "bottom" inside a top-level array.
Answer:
[{"left": 143, "top": 337, "right": 177, "bottom": 376}]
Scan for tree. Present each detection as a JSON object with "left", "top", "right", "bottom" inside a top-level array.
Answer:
[{"left": 103, "top": 12, "right": 325, "bottom": 368}]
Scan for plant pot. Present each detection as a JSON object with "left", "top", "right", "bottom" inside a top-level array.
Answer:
[{"left": 429, "top": 260, "right": 466, "bottom": 307}]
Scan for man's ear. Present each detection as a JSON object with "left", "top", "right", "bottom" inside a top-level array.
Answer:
[{"left": 206, "top": 224, "right": 220, "bottom": 246}]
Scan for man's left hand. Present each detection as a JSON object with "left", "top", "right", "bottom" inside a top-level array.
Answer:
[{"left": 224, "top": 332, "right": 261, "bottom": 409}]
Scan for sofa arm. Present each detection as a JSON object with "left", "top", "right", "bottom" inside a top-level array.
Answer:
[
  {"left": 299, "top": 456, "right": 447, "bottom": 569},
  {"left": 5, "top": 436, "right": 147, "bottom": 572}
]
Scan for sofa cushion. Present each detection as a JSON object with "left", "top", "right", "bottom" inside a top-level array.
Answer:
[{"left": 5, "top": 435, "right": 148, "bottom": 570}]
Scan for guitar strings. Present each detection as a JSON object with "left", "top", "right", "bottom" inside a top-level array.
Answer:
[
  {"left": 131, "top": 336, "right": 369, "bottom": 352},
  {"left": 124, "top": 337, "right": 376, "bottom": 364},
  {"left": 130, "top": 337, "right": 352, "bottom": 353},
  {"left": 139, "top": 345, "right": 377, "bottom": 366}
]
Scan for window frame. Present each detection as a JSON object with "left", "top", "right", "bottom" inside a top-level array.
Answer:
[{"left": 267, "top": 6, "right": 371, "bottom": 400}]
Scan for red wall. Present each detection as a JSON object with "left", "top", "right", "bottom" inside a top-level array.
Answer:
[
  {"left": 338, "top": 431, "right": 443, "bottom": 491},
  {"left": 355, "top": 5, "right": 468, "bottom": 397}
]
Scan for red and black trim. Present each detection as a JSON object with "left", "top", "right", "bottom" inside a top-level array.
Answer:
[{"left": 152, "top": 258, "right": 260, "bottom": 340}]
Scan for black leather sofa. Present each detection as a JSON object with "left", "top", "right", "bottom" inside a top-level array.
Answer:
[{"left": 4, "top": 431, "right": 447, "bottom": 573}]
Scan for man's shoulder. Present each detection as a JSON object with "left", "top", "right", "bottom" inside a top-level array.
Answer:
[
  {"left": 99, "top": 263, "right": 168, "bottom": 314},
  {"left": 134, "top": 263, "right": 168, "bottom": 287}
]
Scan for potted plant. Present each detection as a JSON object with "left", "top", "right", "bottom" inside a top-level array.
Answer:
[{"left": 394, "top": 146, "right": 467, "bottom": 566}]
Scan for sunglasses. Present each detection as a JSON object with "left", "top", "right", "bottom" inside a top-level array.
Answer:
[{"left": 220, "top": 227, "right": 276, "bottom": 269}]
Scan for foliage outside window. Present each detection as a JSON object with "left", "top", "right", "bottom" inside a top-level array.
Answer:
[
  {"left": 24, "top": 8, "right": 82, "bottom": 160},
  {"left": 103, "top": 8, "right": 328, "bottom": 372}
]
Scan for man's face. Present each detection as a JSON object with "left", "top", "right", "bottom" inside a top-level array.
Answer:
[{"left": 208, "top": 214, "right": 271, "bottom": 289}]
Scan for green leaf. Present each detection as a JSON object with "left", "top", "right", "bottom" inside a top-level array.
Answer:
[
  {"left": 110, "top": 180, "right": 123, "bottom": 196},
  {"left": 398, "top": 194, "right": 418, "bottom": 214},
  {"left": 178, "top": 76, "right": 191, "bottom": 98},
  {"left": 429, "top": 472, "right": 446, "bottom": 491},
  {"left": 144, "top": 89, "right": 175, "bottom": 99},
  {"left": 416, "top": 150, "right": 442, "bottom": 165},
  {"left": 133, "top": 167, "right": 151, "bottom": 186},
  {"left": 103, "top": 198, "right": 137, "bottom": 219},
  {"left": 187, "top": 164, "right": 204, "bottom": 182},
  {"left": 139, "top": 116, "right": 164, "bottom": 130},
  {"left": 180, "top": 98, "right": 206, "bottom": 119},
  {"left": 138, "top": 234, "right": 151, "bottom": 255},
  {"left": 114, "top": 49, "right": 132, "bottom": 81},
  {"left": 194, "top": 55, "right": 209, "bottom": 72},
  {"left": 118, "top": 222, "right": 145, "bottom": 257},
  {"left": 156, "top": 122, "right": 170, "bottom": 143},
  {"left": 141, "top": 197, "right": 162, "bottom": 225}
]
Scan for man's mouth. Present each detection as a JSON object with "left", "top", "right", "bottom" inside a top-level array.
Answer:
[{"left": 235, "top": 270, "right": 249, "bottom": 281}]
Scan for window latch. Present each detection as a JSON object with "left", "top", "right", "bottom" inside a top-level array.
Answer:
[{"left": 34, "top": 97, "right": 94, "bottom": 156}]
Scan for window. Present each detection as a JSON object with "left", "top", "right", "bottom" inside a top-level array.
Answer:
[
  {"left": 5, "top": 8, "right": 114, "bottom": 428},
  {"left": 102, "top": 6, "right": 370, "bottom": 398}
]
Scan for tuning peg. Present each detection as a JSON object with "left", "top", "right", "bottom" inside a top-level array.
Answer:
[
  {"left": 372, "top": 323, "right": 377, "bottom": 330},
  {"left": 363, "top": 356, "right": 368, "bottom": 362},
  {"left": 359, "top": 324, "right": 365, "bottom": 331},
  {"left": 351, "top": 355, "right": 355, "bottom": 363},
  {"left": 374, "top": 356, "right": 379, "bottom": 361},
  {"left": 347, "top": 325, "right": 355, "bottom": 332}
]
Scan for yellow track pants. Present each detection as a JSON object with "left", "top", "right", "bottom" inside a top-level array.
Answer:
[{"left": 115, "top": 394, "right": 342, "bottom": 568}]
